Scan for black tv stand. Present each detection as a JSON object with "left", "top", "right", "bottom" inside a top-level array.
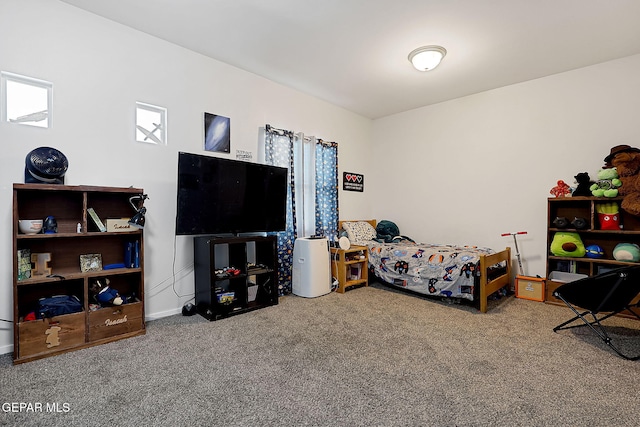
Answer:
[{"left": 194, "top": 235, "right": 278, "bottom": 321}]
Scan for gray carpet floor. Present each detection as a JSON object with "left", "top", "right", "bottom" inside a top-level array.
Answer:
[{"left": 1, "top": 284, "right": 639, "bottom": 426}]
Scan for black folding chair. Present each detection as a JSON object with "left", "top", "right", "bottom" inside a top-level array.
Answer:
[{"left": 553, "top": 265, "right": 640, "bottom": 360}]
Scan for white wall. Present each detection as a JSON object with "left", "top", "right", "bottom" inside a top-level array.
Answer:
[
  {"left": 371, "top": 54, "right": 640, "bottom": 277},
  {"left": 0, "top": 0, "right": 373, "bottom": 354}
]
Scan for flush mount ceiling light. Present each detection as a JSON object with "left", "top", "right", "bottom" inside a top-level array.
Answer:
[{"left": 408, "top": 45, "right": 447, "bottom": 71}]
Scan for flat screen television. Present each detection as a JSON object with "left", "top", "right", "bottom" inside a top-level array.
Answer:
[{"left": 176, "top": 152, "right": 288, "bottom": 235}]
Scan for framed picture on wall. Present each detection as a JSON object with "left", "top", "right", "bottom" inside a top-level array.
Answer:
[
  {"left": 343, "top": 172, "right": 364, "bottom": 192},
  {"left": 204, "top": 112, "right": 230, "bottom": 153}
]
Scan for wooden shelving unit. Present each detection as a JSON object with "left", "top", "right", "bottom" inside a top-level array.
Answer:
[
  {"left": 12, "top": 183, "right": 146, "bottom": 364},
  {"left": 546, "top": 196, "right": 640, "bottom": 316},
  {"left": 330, "top": 245, "right": 368, "bottom": 293}
]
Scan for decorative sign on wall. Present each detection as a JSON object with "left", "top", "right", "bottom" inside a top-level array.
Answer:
[
  {"left": 204, "top": 112, "right": 231, "bottom": 153},
  {"left": 343, "top": 172, "right": 364, "bottom": 192},
  {"left": 236, "top": 150, "right": 252, "bottom": 161}
]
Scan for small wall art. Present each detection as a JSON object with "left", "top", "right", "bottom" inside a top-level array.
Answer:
[
  {"left": 343, "top": 172, "right": 364, "bottom": 192},
  {"left": 204, "top": 112, "right": 230, "bottom": 153},
  {"left": 236, "top": 149, "right": 252, "bottom": 161}
]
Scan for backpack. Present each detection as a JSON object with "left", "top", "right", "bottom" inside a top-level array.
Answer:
[{"left": 38, "top": 295, "right": 83, "bottom": 318}]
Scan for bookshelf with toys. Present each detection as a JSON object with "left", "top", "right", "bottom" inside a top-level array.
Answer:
[
  {"left": 545, "top": 196, "right": 640, "bottom": 311},
  {"left": 12, "top": 183, "right": 146, "bottom": 364}
]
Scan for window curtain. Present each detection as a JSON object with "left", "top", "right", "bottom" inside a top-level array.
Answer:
[
  {"left": 264, "top": 125, "right": 339, "bottom": 295},
  {"left": 294, "top": 133, "right": 315, "bottom": 238},
  {"left": 315, "top": 139, "right": 339, "bottom": 240},
  {"left": 265, "top": 125, "right": 297, "bottom": 295}
]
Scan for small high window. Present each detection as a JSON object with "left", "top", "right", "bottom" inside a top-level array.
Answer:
[
  {"left": 136, "top": 102, "right": 167, "bottom": 145},
  {"left": 1, "top": 71, "right": 52, "bottom": 128}
]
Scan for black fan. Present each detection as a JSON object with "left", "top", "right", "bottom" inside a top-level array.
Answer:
[{"left": 24, "top": 147, "right": 68, "bottom": 184}]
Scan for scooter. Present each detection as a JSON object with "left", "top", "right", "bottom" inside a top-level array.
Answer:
[
  {"left": 501, "top": 231, "right": 528, "bottom": 276},
  {"left": 501, "top": 231, "right": 545, "bottom": 301}
]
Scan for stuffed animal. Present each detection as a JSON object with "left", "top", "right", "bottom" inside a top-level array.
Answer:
[
  {"left": 607, "top": 145, "right": 640, "bottom": 216},
  {"left": 604, "top": 144, "right": 640, "bottom": 168},
  {"left": 609, "top": 151, "right": 640, "bottom": 196},
  {"left": 571, "top": 217, "right": 588, "bottom": 230},
  {"left": 590, "top": 168, "right": 621, "bottom": 197},
  {"left": 89, "top": 278, "right": 125, "bottom": 306},
  {"left": 585, "top": 245, "right": 604, "bottom": 259},
  {"left": 572, "top": 172, "right": 593, "bottom": 197},
  {"left": 596, "top": 202, "right": 621, "bottom": 230},
  {"left": 613, "top": 243, "right": 640, "bottom": 262},
  {"left": 550, "top": 232, "right": 586, "bottom": 257},
  {"left": 550, "top": 180, "right": 571, "bottom": 198},
  {"left": 552, "top": 217, "right": 570, "bottom": 228}
]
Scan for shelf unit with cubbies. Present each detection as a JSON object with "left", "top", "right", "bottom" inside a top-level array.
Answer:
[
  {"left": 193, "top": 235, "right": 278, "bottom": 321},
  {"left": 12, "top": 183, "right": 145, "bottom": 364},
  {"left": 546, "top": 196, "right": 640, "bottom": 316}
]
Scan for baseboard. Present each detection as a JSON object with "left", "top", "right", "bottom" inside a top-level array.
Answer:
[
  {"left": 0, "top": 343, "right": 13, "bottom": 356},
  {"left": 145, "top": 307, "right": 182, "bottom": 321}
]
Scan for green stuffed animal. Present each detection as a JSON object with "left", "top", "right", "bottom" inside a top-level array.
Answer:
[
  {"left": 613, "top": 243, "right": 640, "bottom": 262},
  {"left": 550, "top": 232, "right": 586, "bottom": 257},
  {"left": 590, "top": 168, "right": 622, "bottom": 197}
]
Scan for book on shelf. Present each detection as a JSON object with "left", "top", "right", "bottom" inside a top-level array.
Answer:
[
  {"left": 17, "top": 249, "right": 31, "bottom": 281},
  {"left": 124, "top": 240, "right": 140, "bottom": 268},
  {"left": 87, "top": 207, "right": 106, "bottom": 232}
]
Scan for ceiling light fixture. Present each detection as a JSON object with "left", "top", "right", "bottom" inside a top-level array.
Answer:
[{"left": 408, "top": 45, "right": 447, "bottom": 71}]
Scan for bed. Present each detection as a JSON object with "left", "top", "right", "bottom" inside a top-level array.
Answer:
[{"left": 339, "top": 220, "right": 512, "bottom": 313}]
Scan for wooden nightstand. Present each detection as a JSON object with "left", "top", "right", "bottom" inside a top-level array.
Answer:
[{"left": 330, "top": 245, "right": 368, "bottom": 293}]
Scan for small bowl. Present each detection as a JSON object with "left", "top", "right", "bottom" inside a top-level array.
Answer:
[{"left": 18, "top": 219, "right": 43, "bottom": 235}]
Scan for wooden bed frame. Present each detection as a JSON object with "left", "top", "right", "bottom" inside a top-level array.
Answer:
[{"left": 339, "top": 220, "right": 512, "bottom": 313}]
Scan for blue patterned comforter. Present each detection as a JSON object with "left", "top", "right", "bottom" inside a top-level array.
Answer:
[{"left": 367, "top": 241, "right": 495, "bottom": 301}]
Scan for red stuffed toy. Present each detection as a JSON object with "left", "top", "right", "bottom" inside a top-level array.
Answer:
[{"left": 550, "top": 180, "right": 571, "bottom": 198}]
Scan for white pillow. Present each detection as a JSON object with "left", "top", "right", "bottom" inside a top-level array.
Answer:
[{"left": 343, "top": 221, "right": 376, "bottom": 246}]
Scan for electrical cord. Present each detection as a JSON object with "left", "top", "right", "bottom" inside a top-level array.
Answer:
[
  {"left": 144, "top": 232, "right": 195, "bottom": 302},
  {"left": 171, "top": 231, "right": 195, "bottom": 299},
  {"left": 331, "top": 249, "right": 340, "bottom": 292}
]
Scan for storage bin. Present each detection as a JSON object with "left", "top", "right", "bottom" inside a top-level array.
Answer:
[
  {"left": 18, "top": 312, "right": 86, "bottom": 359},
  {"left": 548, "top": 271, "right": 588, "bottom": 283},
  {"left": 88, "top": 301, "right": 143, "bottom": 341}
]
